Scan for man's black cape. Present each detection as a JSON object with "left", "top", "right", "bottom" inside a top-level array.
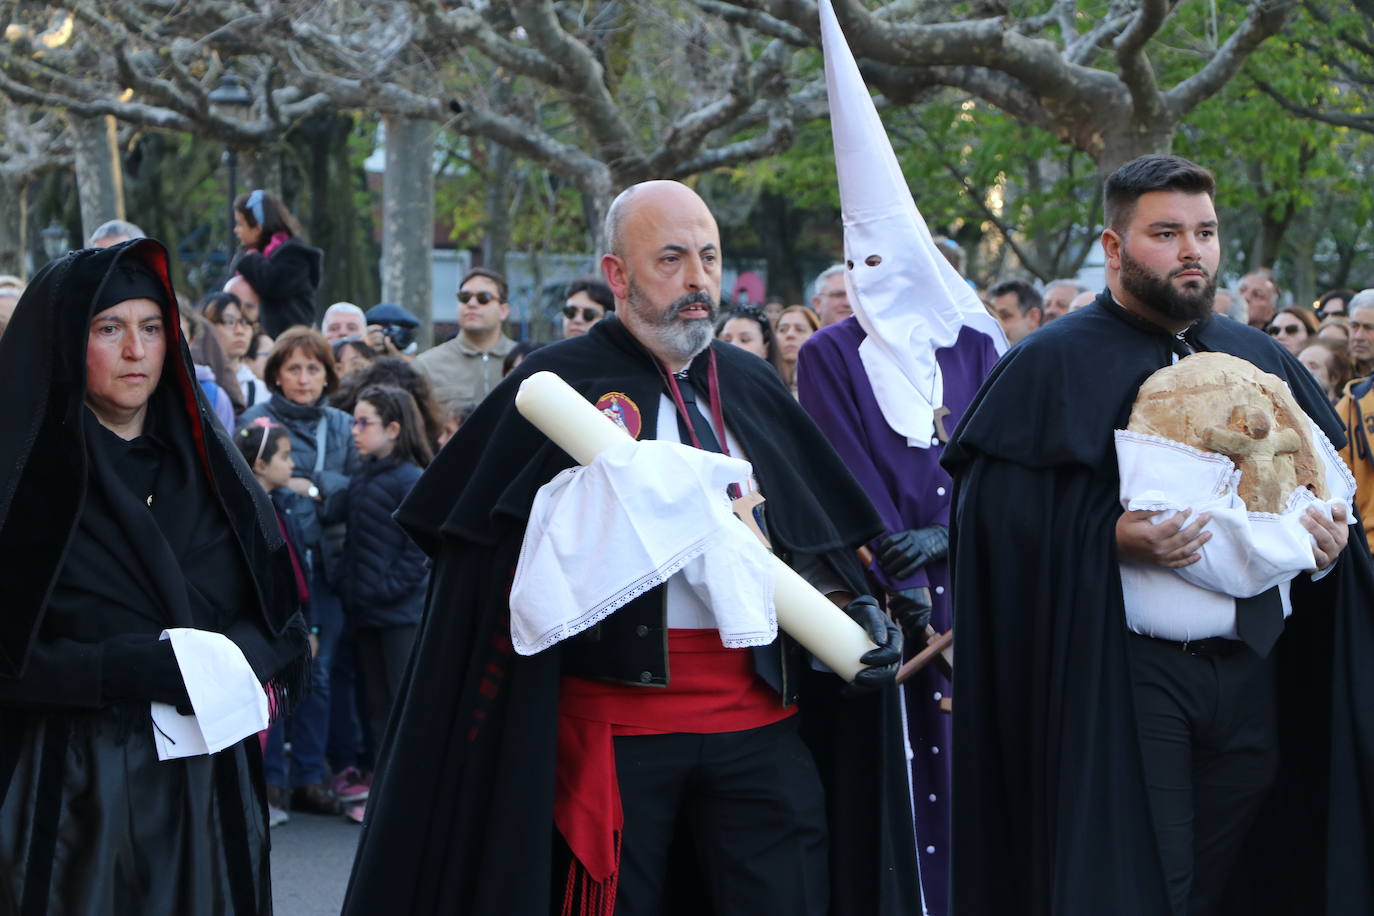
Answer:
[
  {"left": 942, "top": 294, "right": 1374, "bottom": 914},
  {"left": 344, "top": 315, "right": 921, "bottom": 915}
]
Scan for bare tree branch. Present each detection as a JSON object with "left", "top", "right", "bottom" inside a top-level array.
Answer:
[
  {"left": 1253, "top": 78, "right": 1374, "bottom": 132},
  {"left": 1066, "top": 5, "right": 1134, "bottom": 66},
  {"left": 1167, "top": 0, "right": 1296, "bottom": 114},
  {"left": 697, "top": 0, "right": 810, "bottom": 46},
  {"left": 1112, "top": 0, "right": 1168, "bottom": 122},
  {"left": 510, "top": 0, "right": 639, "bottom": 167}
]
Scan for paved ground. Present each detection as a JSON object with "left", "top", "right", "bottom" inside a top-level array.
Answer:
[{"left": 270, "top": 810, "right": 362, "bottom": 915}]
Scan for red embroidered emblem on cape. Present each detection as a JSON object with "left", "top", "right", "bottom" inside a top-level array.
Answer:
[{"left": 594, "top": 392, "right": 642, "bottom": 439}]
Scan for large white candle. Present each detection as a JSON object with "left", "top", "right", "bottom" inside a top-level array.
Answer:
[
  {"left": 514, "top": 370, "right": 633, "bottom": 464},
  {"left": 515, "top": 370, "right": 877, "bottom": 682}
]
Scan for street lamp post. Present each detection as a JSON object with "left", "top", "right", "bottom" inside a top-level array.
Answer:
[
  {"left": 207, "top": 73, "right": 253, "bottom": 282},
  {"left": 40, "top": 221, "right": 69, "bottom": 262}
]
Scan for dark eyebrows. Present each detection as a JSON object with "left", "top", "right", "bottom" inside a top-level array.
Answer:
[
  {"left": 659, "top": 243, "right": 719, "bottom": 256},
  {"left": 1145, "top": 219, "right": 1218, "bottom": 230},
  {"left": 90, "top": 310, "right": 163, "bottom": 327}
]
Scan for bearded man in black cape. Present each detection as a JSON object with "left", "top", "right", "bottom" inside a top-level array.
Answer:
[
  {"left": 0, "top": 239, "right": 308, "bottom": 914},
  {"left": 944, "top": 154, "right": 1374, "bottom": 915},
  {"left": 344, "top": 180, "right": 919, "bottom": 915}
]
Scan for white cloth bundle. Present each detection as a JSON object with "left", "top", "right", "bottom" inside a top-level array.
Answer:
[
  {"left": 1114, "top": 417, "right": 1355, "bottom": 600},
  {"left": 151, "top": 628, "right": 270, "bottom": 761},
  {"left": 509, "top": 439, "right": 776, "bottom": 656}
]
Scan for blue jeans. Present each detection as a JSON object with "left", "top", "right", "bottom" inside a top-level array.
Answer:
[{"left": 263, "top": 568, "right": 343, "bottom": 788}]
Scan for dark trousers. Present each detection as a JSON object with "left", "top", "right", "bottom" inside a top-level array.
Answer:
[
  {"left": 354, "top": 624, "right": 417, "bottom": 755},
  {"left": 328, "top": 624, "right": 365, "bottom": 770},
  {"left": 611, "top": 716, "right": 828, "bottom": 916},
  {"left": 1126, "top": 634, "right": 1279, "bottom": 916},
  {"left": 264, "top": 568, "right": 343, "bottom": 788}
]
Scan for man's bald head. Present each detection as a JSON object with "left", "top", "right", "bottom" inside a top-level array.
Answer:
[
  {"left": 223, "top": 275, "right": 261, "bottom": 322},
  {"left": 603, "top": 180, "right": 716, "bottom": 259},
  {"left": 599, "top": 180, "right": 722, "bottom": 369}
]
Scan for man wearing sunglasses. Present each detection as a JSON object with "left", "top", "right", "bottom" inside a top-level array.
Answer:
[
  {"left": 561, "top": 275, "right": 614, "bottom": 338},
  {"left": 414, "top": 266, "right": 516, "bottom": 413}
]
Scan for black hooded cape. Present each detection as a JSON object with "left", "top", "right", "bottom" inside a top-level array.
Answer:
[
  {"left": 942, "top": 295, "right": 1374, "bottom": 914},
  {"left": 0, "top": 240, "right": 308, "bottom": 915},
  {"left": 344, "top": 315, "right": 921, "bottom": 915}
]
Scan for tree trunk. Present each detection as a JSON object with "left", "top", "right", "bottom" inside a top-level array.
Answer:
[
  {"left": 381, "top": 114, "right": 437, "bottom": 348},
  {"left": 1287, "top": 229, "right": 1316, "bottom": 309},
  {"left": 239, "top": 148, "right": 283, "bottom": 197},
  {"left": 748, "top": 192, "right": 805, "bottom": 302},
  {"left": 481, "top": 139, "right": 513, "bottom": 277},
  {"left": 69, "top": 114, "right": 124, "bottom": 243},
  {"left": 0, "top": 175, "right": 25, "bottom": 277},
  {"left": 1252, "top": 205, "right": 1293, "bottom": 272},
  {"left": 295, "top": 114, "right": 380, "bottom": 315},
  {"left": 1093, "top": 115, "right": 1177, "bottom": 175}
]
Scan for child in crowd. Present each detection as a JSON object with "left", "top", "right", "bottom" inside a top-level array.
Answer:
[
  {"left": 235, "top": 419, "right": 314, "bottom": 829},
  {"left": 327, "top": 385, "right": 434, "bottom": 824}
]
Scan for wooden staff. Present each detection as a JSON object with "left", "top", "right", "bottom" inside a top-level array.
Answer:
[{"left": 857, "top": 546, "right": 954, "bottom": 688}]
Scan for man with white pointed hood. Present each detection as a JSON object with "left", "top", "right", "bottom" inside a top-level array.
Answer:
[{"left": 796, "top": 4, "right": 1007, "bottom": 913}]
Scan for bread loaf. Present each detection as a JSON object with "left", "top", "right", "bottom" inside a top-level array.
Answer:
[{"left": 1126, "top": 352, "right": 1326, "bottom": 513}]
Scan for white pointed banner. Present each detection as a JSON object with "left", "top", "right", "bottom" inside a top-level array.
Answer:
[{"left": 819, "top": 0, "right": 1007, "bottom": 447}]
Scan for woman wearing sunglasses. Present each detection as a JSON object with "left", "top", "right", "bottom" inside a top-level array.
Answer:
[
  {"left": 1266, "top": 306, "right": 1318, "bottom": 356},
  {"left": 231, "top": 189, "right": 324, "bottom": 339}
]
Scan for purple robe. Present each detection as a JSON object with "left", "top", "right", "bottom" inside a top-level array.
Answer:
[{"left": 797, "top": 316, "right": 999, "bottom": 916}]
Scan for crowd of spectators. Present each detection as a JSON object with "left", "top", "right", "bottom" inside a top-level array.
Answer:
[{"left": 7, "top": 200, "right": 1370, "bottom": 836}]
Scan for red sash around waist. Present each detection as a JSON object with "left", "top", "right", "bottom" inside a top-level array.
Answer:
[{"left": 554, "top": 628, "right": 796, "bottom": 915}]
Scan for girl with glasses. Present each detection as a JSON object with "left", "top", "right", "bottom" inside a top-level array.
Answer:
[
  {"left": 325, "top": 385, "right": 434, "bottom": 823},
  {"left": 201, "top": 290, "right": 273, "bottom": 409}
]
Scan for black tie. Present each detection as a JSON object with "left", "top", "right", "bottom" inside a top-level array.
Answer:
[
  {"left": 1235, "top": 587, "right": 1285, "bottom": 657},
  {"left": 674, "top": 374, "right": 724, "bottom": 454}
]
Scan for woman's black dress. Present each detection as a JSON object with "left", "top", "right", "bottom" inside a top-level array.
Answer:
[{"left": 0, "top": 241, "right": 308, "bottom": 915}]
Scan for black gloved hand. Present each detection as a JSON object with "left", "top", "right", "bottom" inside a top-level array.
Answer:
[
  {"left": 842, "top": 595, "right": 902, "bottom": 696},
  {"left": 889, "top": 587, "right": 933, "bottom": 637},
  {"left": 876, "top": 525, "right": 949, "bottom": 581},
  {"left": 101, "top": 634, "right": 192, "bottom": 710}
]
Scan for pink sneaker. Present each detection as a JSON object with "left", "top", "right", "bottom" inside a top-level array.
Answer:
[
  {"left": 343, "top": 801, "right": 366, "bottom": 825},
  {"left": 330, "top": 766, "right": 371, "bottom": 804}
]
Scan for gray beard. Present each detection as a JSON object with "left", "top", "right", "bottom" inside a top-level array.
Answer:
[{"left": 628, "top": 280, "right": 716, "bottom": 364}]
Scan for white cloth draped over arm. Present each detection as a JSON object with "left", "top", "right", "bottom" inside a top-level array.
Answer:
[
  {"left": 509, "top": 440, "right": 777, "bottom": 656},
  {"left": 1114, "top": 417, "right": 1356, "bottom": 600},
  {"left": 151, "top": 628, "right": 271, "bottom": 761}
]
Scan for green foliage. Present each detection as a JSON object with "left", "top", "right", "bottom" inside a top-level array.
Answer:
[
  {"left": 1174, "top": 1, "right": 1374, "bottom": 292},
  {"left": 736, "top": 92, "right": 1101, "bottom": 283}
]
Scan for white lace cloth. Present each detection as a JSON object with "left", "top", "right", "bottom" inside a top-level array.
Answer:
[
  {"left": 509, "top": 439, "right": 776, "bottom": 656},
  {"left": 151, "top": 628, "right": 270, "bottom": 761},
  {"left": 1113, "top": 418, "right": 1356, "bottom": 641}
]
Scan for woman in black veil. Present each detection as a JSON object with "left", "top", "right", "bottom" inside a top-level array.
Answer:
[{"left": 0, "top": 239, "right": 309, "bottom": 914}]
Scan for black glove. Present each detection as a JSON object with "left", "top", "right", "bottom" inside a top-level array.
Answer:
[
  {"left": 842, "top": 595, "right": 902, "bottom": 696},
  {"left": 101, "top": 634, "right": 192, "bottom": 710},
  {"left": 876, "top": 525, "right": 949, "bottom": 581},
  {"left": 889, "top": 587, "right": 933, "bottom": 637}
]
